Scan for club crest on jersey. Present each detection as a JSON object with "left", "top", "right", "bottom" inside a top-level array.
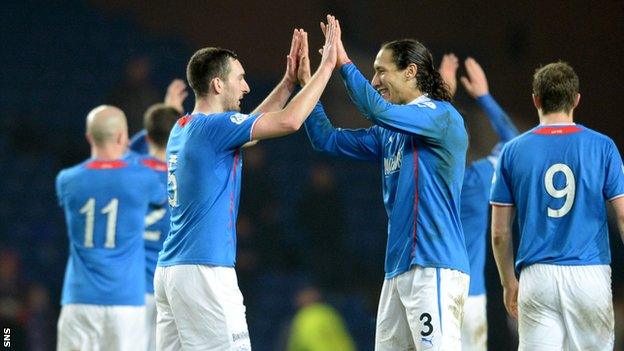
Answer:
[
  {"left": 229, "top": 113, "right": 251, "bottom": 125},
  {"left": 384, "top": 149, "right": 403, "bottom": 175}
]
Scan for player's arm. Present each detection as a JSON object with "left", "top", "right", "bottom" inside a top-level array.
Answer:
[
  {"left": 340, "top": 62, "right": 451, "bottom": 140},
  {"left": 438, "top": 53, "right": 459, "bottom": 98},
  {"left": 611, "top": 197, "right": 624, "bottom": 244},
  {"left": 491, "top": 204, "right": 519, "bottom": 319},
  {"left": 489, "top": 145, "right": 518, "bottom": 318},
  {"left": 251, "top": 16, "right": 339, "bottom": 141},
  {"left": 304, "top": 102, "right": 380, "bottom": 161},
  {"left": 295, "top": 25, "right": 379, "bottom": 161},
  {"left": 251, "top": 29, "right": 302, "bottom": 115},
  {"left": 461, "top": 58, "right": 519, "bottom": 158},
  {"left": 164, "top": 79, "right": 188, "bottom": 113},
  {"left": 604, "top": 140, "right": 624, "bottom": 244},
  {"left": 320, "top": 19, "right": 449, "bottom": 140}
]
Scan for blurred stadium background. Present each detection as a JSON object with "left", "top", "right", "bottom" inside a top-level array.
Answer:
[{"left": 1, "top": 0, "right": 623, "bottom": 350}]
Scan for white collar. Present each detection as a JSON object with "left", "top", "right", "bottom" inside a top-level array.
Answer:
[
  {"left": 538, "top": 122, "right": 576, "bottom": 126},
  {"left": 407, "top": 94, "right": 430, "bottom": 105}
]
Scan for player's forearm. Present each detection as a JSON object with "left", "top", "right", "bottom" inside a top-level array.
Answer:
[
  {"left": 492, "top": 230, "right": 516, "bottom": 287},
  {"left": 491, "top": 206, "right": 517, "bottom": 287},
  {"left": 251, "top": 77, "right": 296, "bottom": 115},
  {"left": 476, "top": 94, "right": 519, "bottom": 143},
  {"left": 340, "top": 63, "right": 392, "bottom": 119},
  {"left": 304, "top": 103, "right": 335, "bottom": 150},
  {"left": 279, "top": 66, "right": 333, "bottom": 129}
]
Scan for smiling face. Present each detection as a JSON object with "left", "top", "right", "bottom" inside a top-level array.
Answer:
[
  {"left": 221, "top": 58, "right": 250, "bottom": 112},
  {"left": 371, "top": 48, "right": 416, "bottom": 104}
]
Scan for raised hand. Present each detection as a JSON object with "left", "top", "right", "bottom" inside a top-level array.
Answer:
[
  {"left": 284, "top": 29, "right": 302, "bottom": 86},
  {"left": 460, "top": 57, "right": 489, "bottom": 99},
  {"left": 164, "top": 79, "right": 189, "bottom": 113},
  {"left": 320, "top": 16, "right": 349, "bottom": 68},
  {"left": 438, "top": 53, "right": 459, "bottom": 98},
  {"left": 297, "top": 29, "right": 311, "bottom": 86},
  {"left": 318, "top": 15, "right": 338, "bottom": 70}
]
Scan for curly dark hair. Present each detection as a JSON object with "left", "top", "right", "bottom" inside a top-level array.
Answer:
[{"left": 381, "top": 39, "right": 452, "bottom": 102}]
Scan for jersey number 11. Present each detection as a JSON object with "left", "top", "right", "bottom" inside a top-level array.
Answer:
[{"left": 79, "top": 198, "right": 119, "bottom": 248}]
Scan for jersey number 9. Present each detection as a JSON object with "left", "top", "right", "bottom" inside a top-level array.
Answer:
[{"left": 544, "top": 163, "right": 576, "bottom": 218}]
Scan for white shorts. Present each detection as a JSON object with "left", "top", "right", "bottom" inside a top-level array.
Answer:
[
  {"left": 461, "top": 294, "right": 487, "bottom": 351},
  {"left": 375, "top": 266, "right": 469, "bottom": 351},
  {"left": 154, "top": 265, "right": 251, "bottom": 351},
  {"left": 146, "top": 293, "right": 156, "bottom": 351},
  {"left": 57, "top": 304, "right": 145, "bottom": 351},
  {"left": 518, "top": 264, "right": 614, "bottom": 351}
]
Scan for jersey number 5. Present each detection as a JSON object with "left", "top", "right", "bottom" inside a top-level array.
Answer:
[
  {"left": 544, "top": 163, "right": 576, "bottom": 218},
  {"left": 79, "top": 198, "right": 119, "bottom": 248}
]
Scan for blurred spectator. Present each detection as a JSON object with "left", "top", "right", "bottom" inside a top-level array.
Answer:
[
  {"left": 0, "top": 249, "right": 26, "bottom": 350},
  {"left": 107, "top": 56, "right": 160, "bottom": 134},
  {"left": 296, "top": 162, "right": 350, "bottom": 291},
  {"left": 25, "top": 283, "right": 54, "bottom": 351},
  {"left": 287, "top": 286, "right": 356, "bottom": 351}
]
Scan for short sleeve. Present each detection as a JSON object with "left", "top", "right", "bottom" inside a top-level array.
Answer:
[
  {"left": 490, "top": 144, "right": 514, "bottom": 206},
  {"left": 604, "top": 140, "right": 624, "bottom": 201},
  {"left": 198, "top": 112, "right": 262, "bottom": 151},
  {"left": 55, "top": 171, "right": 66, "bottom": 206}
]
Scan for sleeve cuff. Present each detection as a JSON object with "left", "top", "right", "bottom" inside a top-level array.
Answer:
[
  {"left": 608, "top": 193, "right": 624, "bottom": 202},
  {"left": 249, "top": 113, "right": 264, "bottom": 141},
  {"left": 490, "top": 201, "right": 514, "bottom": 207}
]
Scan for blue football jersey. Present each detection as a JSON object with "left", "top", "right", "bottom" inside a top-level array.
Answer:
[
  {"left": 141, "top": 158, "right": 168, "bottom": 294},
  {"left": 129, "top": 131, "right": 170, "bottom": 294},
  {"left": 305, "top": 62, "right": 469, "bottom": 279},
  {"left": 56, "top": 153, "right": 166, "bottom": 305},
  {"left": 129, "top": 129, "right": 149, "bottom": 155},
  {"left": 461, "top": 94, "right": 518, "bottom": 296},
  {"left": 158, "top": 111, "right": 261, "bottom": 267},
  {"left": 461, "top": 159, "right": 495, "bottom": 295},
  {"left": 491, "top": 124, "right": 624, "bottom": 272}
]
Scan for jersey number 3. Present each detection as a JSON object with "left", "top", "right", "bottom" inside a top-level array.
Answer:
[
  {"left": 79, "top": 198, "right": 119, "bottom": 248},
  {"left": 544, "top": 163, "right": 576, "bottom": 218}
]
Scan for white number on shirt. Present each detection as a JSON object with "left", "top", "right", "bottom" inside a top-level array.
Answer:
[
  {"left": 167, "top": 173, "right": 178, "bottom": 207},
  {"left": 79, "top": 198, "right": 119, "bottom": 248},
  {"left": 544, "top": 164, "right": 576, "bottom": 218},
  {"left": 144, "top": 208, "right": 167, "bottom": 241}
]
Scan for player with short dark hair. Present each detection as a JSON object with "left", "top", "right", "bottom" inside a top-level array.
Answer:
[
  {"left": 129, "top": 87, "right": 184, "bottom": 351},
  {"left": 55, "top": 105, "right": 166, "bottom": 351},
  {"left": 154, "top": 17, "right": 340, "bottom": 350},
  {"left": 302, "top": 20, "right": 469, "bottom": 350},
  {"left": 490, "top": 61, "right": 624, "bottom": 350}
]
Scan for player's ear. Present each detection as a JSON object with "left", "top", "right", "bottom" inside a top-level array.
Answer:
[
  {"left": 573, "top": 93, "right": 580, "bottom": 109},
  {"left": 405, "top": 63, "right": 417, "bottom": 81},
  {"left": 85, "top": 133, "right": 94, "bottom": 147},
  {"left": 532, "top": 94, "right": 541, "bottom": 110},
  {"left": 211, "top": 77, "right": 223, "bottom": 94}
]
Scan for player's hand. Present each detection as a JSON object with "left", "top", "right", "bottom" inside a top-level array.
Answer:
[
  {"left": 318, "top": 15, "right": 338, "bottom": 71},
  {"left": 503, "top": 279, "right": 519, "bottom": 319},
  {"left": 460, "top": 57, "right": 489, "bottom": 99},
  {"left": 284, "top": 29, "right": 302, "bottom": 86},
  {"left": 438, "top": 53, "right": 458, "bottom": 98},
  {"left": 164, "top": 79, "right": 188, "bottom": 113},
  {"left": 297, "top": 29, "right": 312, "bottom": 86},
  {"left": 319, "top": 16, "right": 350, "bottom": 68}
]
